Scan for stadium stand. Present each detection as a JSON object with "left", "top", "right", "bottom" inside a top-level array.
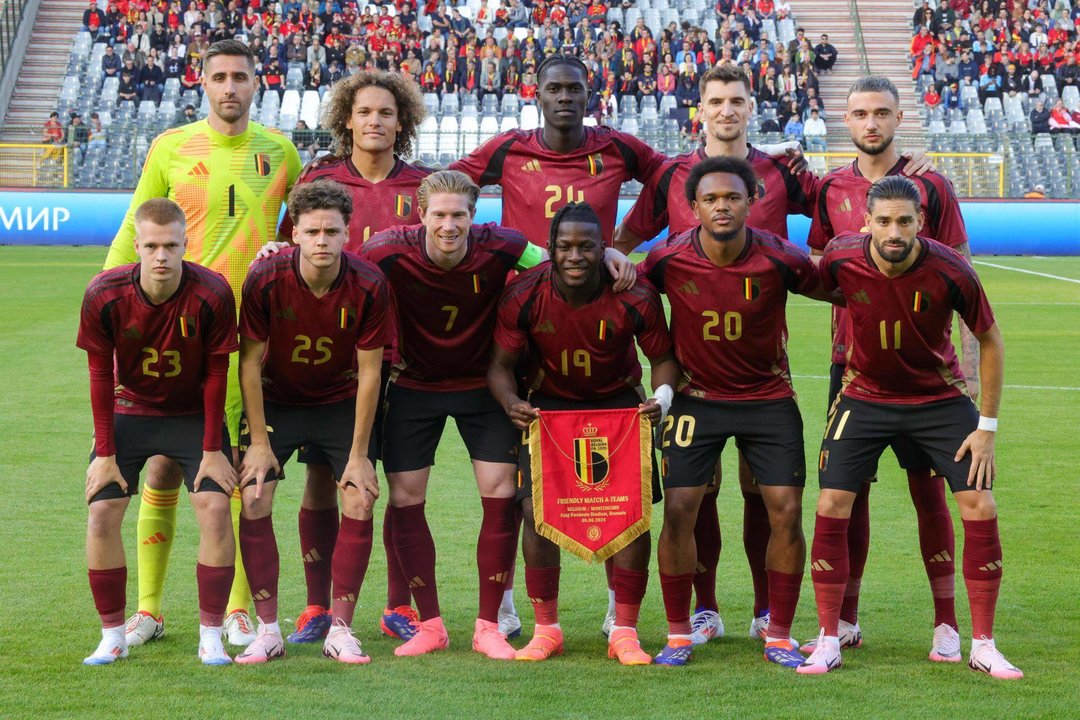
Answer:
[{"left": 0, "top": 0, "right": 1075, "bottom": 196}]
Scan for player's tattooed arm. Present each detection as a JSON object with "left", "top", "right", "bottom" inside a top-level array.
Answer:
[
  {"left": 955, "top": 242, "right": 981, "bottom": 401},
  {"left": 641, "top": 351, "right": 680, "bottom": 425},
  {"left": 955, "top": 323, "right": 1003, "bottom": 491},
  {"left": 488, "top": 345, "right": 538, "bottom": 430},
  {"left": 339, "top": 347, "right": 383, "bottom": 513},
  {"left": 237, "top": 337, "right": 280, "bottom": 498}
]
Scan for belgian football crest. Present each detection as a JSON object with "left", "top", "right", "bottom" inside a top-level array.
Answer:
[
  {"left": 394, "top": 194, "right": 413, "bottom": 218},
  {"left": 573, "top": 424, "right": 611, "bottom": 491},
  {"left": 472, "top": 273, "right": 487, "bottom": 293},
  {"left": 597, "top": 319, "right": 612, "bottom": 340},
  {"left": 587, "top": 153, "right": 604, "bottom": 176},
  {"left": 743, "top": 277, "right": 760, "bottom": 301},
  {"left": 178, "top": 314, "right": 197, "bottom": 338},
  {"left": 254, "top": 153, "right": 271, "bottom": 176},
  {"left": 756, "top": 178, "right": 767, "bottom": 200},
  {"left": 339, "top": 305, "right": 357, "bottom": 329},
  {"left": 911, "top": 289, "right": 931, "bottom": 313}
]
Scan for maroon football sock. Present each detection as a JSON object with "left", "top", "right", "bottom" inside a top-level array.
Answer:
[
  {"left": 196, "top": 563, "right": 234, "bottom": 627},
  {"left": 692, "top": 491, "right": 721, "bottom": 612},
  {"left": 810, "top": 514, "right": 850, "bottom": 637},
  {"left": 391, "top": 502, "right": 441, "bottom": 620},
  {"left": 298, "top": 507, "right": 338, "bottom": 608},
  {"left": 962, "top": 517, "right": 1003, "bottom": 639},
  {"left": 742, "top": 491, "right": 771, "bottom": 616},
  {"left": 88, "top": 567, "right": 127, "bottom": 628},
  {"left": 330, "top": 516, "right": 373, "bottom": 626},
  {"left": 613, "top": 566, "right": 649, "bottom": 628},
  {"left": 382, "top": 505, "right": 412, "bottom": 608},
  {"left": 659, "top": 572, "right": 694, "bottom": 636},
  {"left": 239, "top": 514, "right": 279, "bottom": 623},
  {"left": 909, "top": 471, "right": 958, "bottom": 629},
  {"left": 477, "top": 497, "right": 517, "bottom": 622},
  {"left": 524, "top": 565, "right": 560, "bottom": 626},
  {"left": 840, "top": 483, "right": 870, "bottom": 625},
  {"left": 765, "top": 569, "right": 802, "bottom": 640}
]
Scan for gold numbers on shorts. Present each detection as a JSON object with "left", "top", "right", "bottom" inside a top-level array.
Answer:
[
  {"left": 559, "top": 348, "right": 592, "bottom": 377},
  {"left": 441, "top": 305, "right": 459, "bottom": 332},
  {"left": 291, "top": 334, "right": 333, "bottom": 365},
  {"left": 701, "top": 310, "right": 742, "bottom": 341},
  {"left": 544, "top": 184, "right": 586, "bottom": 218},
  {"left": 141, "top": 347, "right": 181, "bottom": 378},
  {"left": 879, "top": 320, "right": 902, "bottom": 350},
  {"left": 661, "top": 414, "right": 696, "bottom": 448}
]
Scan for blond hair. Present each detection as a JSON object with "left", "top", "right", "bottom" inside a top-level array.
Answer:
[
  {"left": 416, "top": 170, "right": 480, "bottom": 211},
  {"left": 134, "top": 197, "right": 186, "bottom": 230}
]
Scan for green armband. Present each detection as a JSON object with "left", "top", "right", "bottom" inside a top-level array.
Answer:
[{"left": 514, "top": 242, "right": 545, "bottom": 271}]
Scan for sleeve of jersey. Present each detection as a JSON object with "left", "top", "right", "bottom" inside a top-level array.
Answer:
[
  {"left": 806, "top": 183, "right": 834, "bottom": 252},
  {"left": 493, "top": 286, "right": 528, "bottom": 355},
  {"left": 356, "top": 274, "right": 393, "bottom": 351},
  {"left": 784, "top": 243, "right": 820, "bottom": 295},
  {"left": 201, "top": 354, "right": 228, "bottom": 452},
  {"left": 621, "top": 165, "right": 671, "bottom": 241},
  {"left": 636, "top": 250, "right": 664, "bottom": 292},
  {"left": 205, "top": 280, "right": 240, "bottom": 354},
  {"left": 631, "top": 283, "right": 674, "bottom": 360},
  {"left": 788, "top": 165, "right": 821, "bottom": 218},
  {"left": 955, "top": 266, "right": 996, "bottom": 334},
  {"left": 238, "top": 271, "right": 270, "bottom": 342},
  {"left": 104, "top": 135, "right": 171, "bottom": 269},
  {"left": 76, "top": 285, "right": 114, "bottom": 355},
  {"left": 819, "top": 248, "right": 840, "bottom": 292},
  {"left": 88, "top": 351, "right": 117, "bottom": 456},
  {"left": 622, "top": 132, "right": 668, "bottom": 183},
  {"left": 448, "top": 133, "right": 506, "bottom": 186},
  {"left": 929, "top": 176, "right": 969, "bottom": 249}
]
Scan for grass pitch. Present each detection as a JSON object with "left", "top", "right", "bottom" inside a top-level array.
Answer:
[{"left": 0, "top": 248, "right": 1077, "bottom": 720}]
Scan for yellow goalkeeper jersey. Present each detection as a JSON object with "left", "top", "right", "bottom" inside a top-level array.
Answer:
[{"left": 104, "top": 119, "right": 303, "bottom": 301}]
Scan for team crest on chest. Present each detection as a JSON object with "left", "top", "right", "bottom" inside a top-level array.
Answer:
[
  {"left": 471, "top": 273, "right": 488, "bottom": 293},
  {"left": 756, "top": 178, "right": 767, "bottom": 199},
  {"left": 742, "top": 277, "right": 760, "bottom": 301},
  {"left": 394, "top": 194, "right": 413, "bottom": 218},
  {"left": 911, "top": 290, "right": 931, "bottom": 313},
  {"left": 254, "top": 153, "right": 272, "bottom": 176},
  {"left": 587, "top": 153, "right": 604, "bottom": 176},
  {"left": 597, "top": 318, "right": 615, "bottom": 340},
  {"left": 339, "top": 305, "right": 357, "bottom": 329},
  {"left": 573, "top": 423, "right": 611, "bottom": 490},
  {"left": 178, "top": 314, "right": 197, "bottom": 338}
]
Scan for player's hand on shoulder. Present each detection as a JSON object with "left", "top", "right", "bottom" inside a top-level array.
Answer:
[
  {"left": 507, "top": 399, "right": 538, "bottom": 430},
  {"left": 195, "top": 450, "right": 239, "bottom": 495},
  {"left": 956, "top": 428, "right": 996, "bottom": 491},
  {"left": 901, "top": 150, "right": 938, "bottom": 176},
  {"left": 239, "top": 442, "right": 280, "bottom": 499},
  {"left": 250, "top": 241, "right": 291, "bottom": 266},
  {"left": 604, "top": 247, "right": 637, "bottom": 292},
  {"left": 86, "top": 455, "right": 127, "bottom": 504}
]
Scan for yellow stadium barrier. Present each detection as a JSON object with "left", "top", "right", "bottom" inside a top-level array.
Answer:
[
  {"left": 806, "top": 152, "right": 1006, "bottom": 198},
  {"left": 0, "top": 143, "right": 69, "bottom": 188}
]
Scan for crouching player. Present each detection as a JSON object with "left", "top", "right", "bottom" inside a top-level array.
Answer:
[
  {"left": 488, "top": 203, "right": 679, "bottom": 664},
  {"left": 234, "top": 181, "right": 392, "bottom": 664},
  {"left": 799, "top": 176, "right": 1020, "bottom": 679},
  {"left": 78, "top": 198, "right": 239, "bottom": 666}
]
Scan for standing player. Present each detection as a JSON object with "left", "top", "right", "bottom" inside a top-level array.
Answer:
[
  {"left": 233, "top": 181, "right": 391, "bottom": 665},
  {"left": 799, "top": 76, "right": 973, "bottom": 661},
  {"left": 799, "top": 176, "right": 1020, "bottom": 679},
  {"left": 640, "top": 156, "right": 839, "bottom": 668},
  {"left": 360, "top": 170, "right": 550, "bottom": 660},
  {"left": 487, "top": 203, "right": 680, "bottom": 664},
  {"left": 270, "top": 70, "right": 433, "bottom": 646},
  {"left": 103, "top": 39, "right": 303, "bottom": 648},
  {"left": 78, "top": 199, "right": 239, "bottom": 666}
]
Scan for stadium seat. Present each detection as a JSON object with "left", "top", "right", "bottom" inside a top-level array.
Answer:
[
  {"left": 1063, "top": 86, "right": 1079, "bottom": 112},
  {"left": 286, "top": 67, "right": 304, "bottom": 90},
  {"left": 928, "top": 119, "right": 947, "bottom": 134},
  {"left": 442, "top": 92, "right": 460, "bottom": 117},
  {"left": 500, "top": 115, "right": 519, "bottom": 132},
  {"left": 459, "top": 115, "right": 480, "bottom": 154},
  {"left": 481, "top": 94, "right": 498, "bottom": 116},
  {"left": 300, "top": 90, "right": 321, "bottom": 129},
  {"left": 583, "top": 116, "right": 598, "bottom": 127},
  {"left": 417, "top": 116, "right": 438, "bottom": 163},
  {"left": 501, "top": 93, "right": 519, "bottom": 117},
  {"left": 281, "top": 89, "right": 301, "bottom": 116},
  {"left": 438, "top": 116, "right": 460, "bottom": 164},
  {"left": 1041, "top": 74, "right": 1059, "bottom": 98},
  {"left": 479, "top": 115, "right": 499, "bottom": 143},
  {"left": 520, "top": 104, "right": 540, "bottom": 130}
]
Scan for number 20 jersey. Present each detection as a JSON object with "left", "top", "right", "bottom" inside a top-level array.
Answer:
[{"left": 639, "top": 227, "right": 819, "bottom": 402}]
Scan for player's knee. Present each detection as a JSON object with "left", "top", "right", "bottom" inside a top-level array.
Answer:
[
  {"left": 144, "top": 456, "right": 183, "bottom": 490},
  {"left": 816, "top": 488, "right": 856, "bottom": 518},
  {"left": 301, "top": 464, "right": 339, "bottom": 509},
  {"left": 87, "top": 500, "right": 125, "bottom": 538},
  {"left": 339, "top": 485, "right": 375, "bottom": 520},
  {"left": 386, "top": 473, "right": 426, "bottom": 506},
  {"left": 955, "top": 489, "right": 997, "bottom": 520}
]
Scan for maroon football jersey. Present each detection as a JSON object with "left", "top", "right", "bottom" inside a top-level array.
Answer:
[
  {"left": 820, "top": 233, "right": 995, "bottom": 404},
  {"left": 450, "top": 126, "right": 667, "bottom": 246},
  {"left": 807, "top": 157, "right": 969, "bottom": 365},
  {"left": 639, "top": 227, "right": 819, "bottom": 402},
  {"left": 277, "top": 157, "right": 433, "bottom": 252},
  {"left": 77, "top": 262, "right": 239, "bottom": 416},
  {"left": 239, "top": 247, "right": 392, "bottom": 405},
  {"left": 362, "top": 222, "right": 528, "bottom": 391},
  {"left": 622, "top": 145, "right": 820, "bottom": 241},
  {"left": 494, "top": 264, "right": 672, "bottom": 400}
]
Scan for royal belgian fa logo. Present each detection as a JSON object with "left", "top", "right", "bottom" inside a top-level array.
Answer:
[
  {"left": 394, "top": 194, "right": 413, "bottom": 218},
  {"left": 911, "top": 289, "right": 931, "bottom": 313},
  {"left": 573, "top": 423, "right": 611, "bottom": 491},
  {"left": 587, "top": 153, "right": 604, "bottom": 176},
  {"left": 472, "top": 273, "right": 488, "bottom": 293},
  {"left": 742, "top": 277, "right": 760, "bottom": 302},
  {"left": 339, "top": 305, "right": 357, "bottom": 329},
  {"left": 756, "top": 178, "right": 767, "bottom": 200},
  {"left": 178, "top": 314, "right": 197, "bottom": 338},
  {"left": 254, "top": 153, "right": 271, "bottom": 176}
]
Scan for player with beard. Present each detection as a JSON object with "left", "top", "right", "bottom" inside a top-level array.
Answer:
[{"left": 799, "top": 77, "right": 973, "bottom": 663}]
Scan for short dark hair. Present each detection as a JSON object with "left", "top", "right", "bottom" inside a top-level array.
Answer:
[
  {"left": 684, "top": 156, "right": 758, "bottom": 208},
  {"left": 537, "top": 54, "right": 588, "bottom": 84},
  {"left": 699, "top": 61, "right": 751, "bottom": 97},
  {"left": 866, "top": 175, "right": 921, "bottom": 212},
  {"left": 848, "top": 75, "right": 900, "bottom": 104},
  {"left": 547, "top": 201, "right": 602, "bottom": 257},
  {"left": 203, "top": 38, "right": 256, "bottom": 71},
  {"left": 287, "top": 180, "right": 353, "bottom": 225}
]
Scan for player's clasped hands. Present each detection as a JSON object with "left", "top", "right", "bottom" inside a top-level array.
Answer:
[
  {"left": 193, "top": 451, "right": 239, "bottom": 495},
  {"left": 85, "top": 455, "right": 127, "bottom": 504},
  {"left": 956, "top": 429, "right": 996, "bottom": 491},
  {"left": 238, "top": 442, "right": 280, "bottom": 499}
]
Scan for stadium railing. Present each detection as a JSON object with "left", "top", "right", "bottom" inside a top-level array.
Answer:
[
  {"left": 0, "top": 0, "right": 29, "bottom": 78},
  {"left": 0, "top": 128, "right": 70, "bottom": 188},
  {"left": 846, "top": 0, "right": 871, "bottom": 76},
  {"left": 808, "top": 151, "right": 1005, "bottom": 198}
]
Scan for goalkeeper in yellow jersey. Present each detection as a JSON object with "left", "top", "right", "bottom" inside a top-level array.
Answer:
[{"left": 103, "top": 39, "right": 302, "bottom": 648}]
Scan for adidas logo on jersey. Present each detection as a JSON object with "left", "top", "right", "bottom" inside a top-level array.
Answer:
[
  {"left": 851, "top": 290, "right": 871, "bottom": 304},
  {"left": 534, "top": 320, "right": 556, "bottom": 333},
  {"left": 521, "top": 159, "right": 542, "bottom": 172},
  {"left": 188, "top": 161, "right": 210, "bottom": 176},
  {"left": 678, "top": 280, "right": 699, "bottom": 295}
]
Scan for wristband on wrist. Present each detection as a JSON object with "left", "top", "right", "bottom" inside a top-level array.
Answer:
[
  {"left": 653, "top": 384, "right": 674, "bottom": 418},
  {"left": 977, "top": 416, "right": 998, "bottom": 432}
]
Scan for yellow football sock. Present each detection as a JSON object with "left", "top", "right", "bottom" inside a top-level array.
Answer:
[
  {"left": 226, "top": 488, "right": 252, "bottom": 614},
  {"left": 136, "top": 486, "right": 181, "bottom": 618}
]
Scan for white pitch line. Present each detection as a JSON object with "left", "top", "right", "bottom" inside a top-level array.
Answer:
[{"left": 974, "top": 261, "right": 1080, "bottom": 284}]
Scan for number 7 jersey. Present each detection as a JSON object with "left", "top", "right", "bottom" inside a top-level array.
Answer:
[{"left": 639, "top": 227, "right": 819, "bottom": 402}]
